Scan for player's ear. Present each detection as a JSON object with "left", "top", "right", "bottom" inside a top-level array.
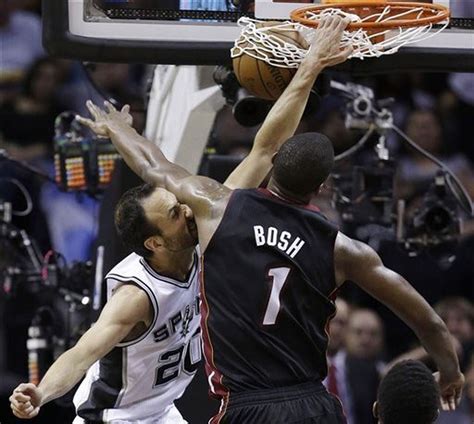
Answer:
[
  {"left": 372, "top": 401, "right": 379, "bottom": 419},
  {"left": 144, "top": 235, "right": 163, "bottom": 253}
]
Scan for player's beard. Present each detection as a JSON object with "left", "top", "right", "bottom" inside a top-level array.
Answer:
[
  {"left": 163, "top": 219, "right": 198, "bottom": 252},
  {"left": 187, "top": 217, "right": 198, "bottom": 244}
]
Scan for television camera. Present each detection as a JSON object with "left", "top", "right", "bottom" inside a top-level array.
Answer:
[{"left": 330, "top": 80, "right": 473, "bottom": 253}]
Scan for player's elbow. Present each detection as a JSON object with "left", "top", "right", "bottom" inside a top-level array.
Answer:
[{"left": 141, "top": 167, "right": 166, "bottom": 187}]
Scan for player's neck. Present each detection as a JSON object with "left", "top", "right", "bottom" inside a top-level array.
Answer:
[
  {"left": 147, "top": 248, "right": 195, "bottom": 281},
  {"left": 266, "top": 179, "right": 311, "bottom": 205}
]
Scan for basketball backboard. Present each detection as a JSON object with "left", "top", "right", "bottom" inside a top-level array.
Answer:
[{"left": 43, "top": 0, "right": 474, "bottom": 72}]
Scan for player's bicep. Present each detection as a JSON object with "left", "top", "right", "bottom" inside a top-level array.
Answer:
[
  {"left": 74, "top": 285, "right": 149, "bottom": 364},
  {"left": 172, "top": 174, "right": 230, "bottom": 214},
  {"left": 337, "top": 235, "right": 436, "bottom": 329},
  {"left": 224, "top": 149, "right": 273, "bottom": 189}
]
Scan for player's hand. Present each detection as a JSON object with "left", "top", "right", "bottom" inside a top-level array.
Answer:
[
  {"left": 76, "top": 100, "right": 133, "bottom": 137},
  {"left": 305, "top": 15, "right": 352, "bottom": 69},
  {"left": 434, "top": 370, "right": 465, "bottom": 411},
  {"left": 9, "top": 383, "right": 42, "bottom": 419}
]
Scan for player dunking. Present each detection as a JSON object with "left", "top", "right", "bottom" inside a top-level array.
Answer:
[
  {"left": 9, "top": 15, "right": 352, "bottom": 424},
  {"left": 64, "top": 17, "right": 463, "bottom": 424}
]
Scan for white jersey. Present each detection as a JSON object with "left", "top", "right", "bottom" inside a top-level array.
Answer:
[{"left": 73, "top": 252, "right": 201, "bottom": 423}]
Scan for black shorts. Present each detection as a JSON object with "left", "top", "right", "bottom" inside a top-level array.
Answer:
[{"left": 213, "top": 381, "right": 346, "bottom": 424}]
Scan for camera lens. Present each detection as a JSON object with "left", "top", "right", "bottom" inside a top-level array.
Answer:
[{"left": 424, "top": 206, "right": 451, "bottom": 232}]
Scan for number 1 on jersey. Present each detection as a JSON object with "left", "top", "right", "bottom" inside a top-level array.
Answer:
[{"left": 263, "top": 267, "right": 291, "bottom": 325}]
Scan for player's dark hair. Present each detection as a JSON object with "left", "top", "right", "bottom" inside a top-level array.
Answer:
[
  {"left": 273, "top": 133, "right": 334, "bottom": 196},
  {"left": 115, "top": 183, "right": 161, "bottom": 258},
  {"left": 377, "top": 360, "right": 440, "bottom": 424}
]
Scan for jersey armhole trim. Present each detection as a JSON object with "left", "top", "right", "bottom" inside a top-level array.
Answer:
[
  {"left": 106, "top": 273, "right": 159, "bottom": 348},
  {"left": 139, "top": 252, "right": 198, "bottom": 289}
]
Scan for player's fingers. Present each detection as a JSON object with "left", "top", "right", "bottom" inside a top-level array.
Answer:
[
  {"left": 121, "top": 104, "right": 130, "bottom": 114},
  {"left": 448, "top": 394, "right": 456, "bottom": 411},
  {"left": 329, "top": 14, "right": 342, "bottom": 30},
  {"left": 11, "top": 406, "right": 26, "bottom": 419},
  {"left": 15, "top": 383, "right": 35, "bottom": 392},
  {"left": 9, "top": 395, "right": 28, "bottom": 410},
  {"left": 27, "top": 407, "right": 40, "bottom": 418},
  {"left": 318, "top": 15, "right": 329, "bottom": 29},
  {"left": 104, "top": 100, "right": 117, "bottom": 113},
  {"left": 75, "top": 115, "right": 95, "bottom": 128},
  {"left": 86, "top": 100, "right": 101, "bottom": 119},
  {"left": 441, "top": 395, "right": 449, "bottom": 411},
  {"left": 21, "top": 403, "right": 34, "bottom": 415},
  {"left": 11, "top": 403, "right": 28, "bottom": 418},
  {"left": 440, "top": 396, "right": 449, "bottom": 411},
  {"left": 10, "top": 392, "right": 31, "bottom": 403},
  {"left": 336, "top": 16, "right": 350, "bottom": 34}
]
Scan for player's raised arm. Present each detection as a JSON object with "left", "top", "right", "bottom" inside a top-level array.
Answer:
[
  {"left": 9, "top": 284, "right": 150, "bottom": 419},
  {"left": 334, "top": 232, "right": 464, "bottom": 412},
  {"left": 76, "top": 101, "right": 226, "bottom": 212},
  {"left": 224, "top": 15, "right": 352, "bottom": 189}
]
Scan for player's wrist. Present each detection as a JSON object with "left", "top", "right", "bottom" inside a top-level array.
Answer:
[{"left": 35, "top": 385, "right": 47, "bottom": 407}]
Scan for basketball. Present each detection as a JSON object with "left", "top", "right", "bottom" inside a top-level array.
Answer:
[{"left": 232, "top": 26, "right": 309, "bottom": 101}]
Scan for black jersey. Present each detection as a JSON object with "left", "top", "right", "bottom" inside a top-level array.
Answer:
[{"left": 201, "top": 188, "right": 339, "bottom": 401}]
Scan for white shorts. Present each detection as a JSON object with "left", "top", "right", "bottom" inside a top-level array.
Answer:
[{"left": 72, "top": 403, "right": 187, "bottom": 424}]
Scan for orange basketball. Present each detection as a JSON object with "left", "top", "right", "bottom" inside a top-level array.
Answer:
[{"left": 233, "top": 27, "right": 308, "bottom": 101}]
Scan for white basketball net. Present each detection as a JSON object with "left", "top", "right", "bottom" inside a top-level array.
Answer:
[{"left": 232, "top": 5, "right": 449, "bottom": 68}]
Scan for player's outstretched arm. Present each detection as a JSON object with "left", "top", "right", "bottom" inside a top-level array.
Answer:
[
  {"left": 9, "top": 284, "right": 150, "bottom": 419},
  {"left": 224, "top": 15, "right": 352, "bottom": 189},
  {"left": 334, "top": 232, "right": 464, "bottom": 412},
  {"left": 77, "top": 101, "right": 226, "bottom": 211}
]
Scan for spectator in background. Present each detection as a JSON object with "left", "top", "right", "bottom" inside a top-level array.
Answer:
[
  {"left": 0, "top": 0, "right": 43, "bottom": 93},
  {"left": 374, "top": 360, "right": 440, "bottom": 424},
  {"left": 446, "top": 73, "right": 474, "bottom": 163},
  {"left": 437, "top": 356, "right": 474, "bottom": 424},
  {"left": 387, "top": 297, "right": 474, "bottom": 376},
  {"left": 0, "top": 58, "right": 65, "bottom": 161},
  {"left": 313, "top": 95, "right": 354, "bottom": 156},
  {"left": 328, "top": 298, "right": 351, "bottom": 358},
  {"left": 324, "top": 298, "right": 351, "bottom": 416},
  {"left": 397, "top": 109, "right": 474, "bottom": 201},
  {"left": 346, "top": 309, "right": 385, "bottom": 424},
  {"left": 436, "top": 298, "right": 474, "bottom": 344},
  {"left": 61, "top": 63, "right": 139, "bottom": 116},
  {"left": 326, "top": 308, "right": 385, "bottom": 424}
]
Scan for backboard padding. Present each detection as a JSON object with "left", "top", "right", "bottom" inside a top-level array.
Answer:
[{"left": 42, "top": 0, "right": 474, "bottom": 72}]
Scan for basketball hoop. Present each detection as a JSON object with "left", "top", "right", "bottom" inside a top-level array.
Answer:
[{"left": 231, "top": 1, "right": 450, "bottom": 67}]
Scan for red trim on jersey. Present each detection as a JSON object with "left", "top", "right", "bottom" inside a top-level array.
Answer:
[
  {"left": 257, "top": 188, "right": 321, "bottom": 212},
  {"left": 199, "top": 256, "right": 230, "bottom": 406},
  {"left": 209, "top": 394, "right": 230, "bottom": 424}
]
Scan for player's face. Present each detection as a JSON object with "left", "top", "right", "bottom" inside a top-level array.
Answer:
[
  {"left": 142, "top": 188, "right": 198, "bottom": 251},
  {"left": 442, "top": 309, "right": 473, "bottom": 344}
]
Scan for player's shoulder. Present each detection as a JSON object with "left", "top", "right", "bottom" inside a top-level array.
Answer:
[
  {"left": 111, "top": 283, "right": 149, "bottom": 302},
  {"left": 335, "top": 232, "right": 369, "bottom": 254},
  {"left": 106, "top": 252, "right": 143, "bottom": 280},
  {"left": 334, "top": 232, "right": 378, "bottom": 267}
]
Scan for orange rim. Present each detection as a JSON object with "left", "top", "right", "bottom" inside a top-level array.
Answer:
[{"left": 290, "top": 1, "right": 450, "bottom": 31}]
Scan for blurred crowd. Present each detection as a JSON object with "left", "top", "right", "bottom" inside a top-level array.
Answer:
[{"left": 1, "top": 1, "right": 473, "bottom": 424}]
